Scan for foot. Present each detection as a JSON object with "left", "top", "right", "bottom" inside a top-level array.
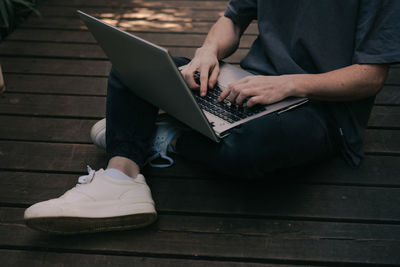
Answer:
[
  {"left": 24, "top": 167, "right": 157, "bottom": 234},
  {"left": 146, "top": 122, "right": 177, "bottom": 168},
  {"left": 90, "top": 118, "right": 179, "bottom": 168},
  {"left": 90, "top": 118, "right": 106, "bottom": 149}
]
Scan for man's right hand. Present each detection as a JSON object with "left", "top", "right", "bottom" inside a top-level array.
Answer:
[{"left": 181, "top": 47, "right": 220, "bottom": 97}]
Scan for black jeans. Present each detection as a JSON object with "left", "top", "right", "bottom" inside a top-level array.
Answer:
[{"left": 106, "top": 57, "right": 339, "bottom": 178}]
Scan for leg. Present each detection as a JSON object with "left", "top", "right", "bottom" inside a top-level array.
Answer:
[
  {"left": 176, "top": 101, "right": 338, "bottom": 178},
  {"left": 24, "top": 63, "right": 177, "bottom": 234},
  {"left": 103, "top": 57, "right": 191, "bottom": 174},
  {"left": 105, "top": 67, "right": 159, "bottom": 176}
]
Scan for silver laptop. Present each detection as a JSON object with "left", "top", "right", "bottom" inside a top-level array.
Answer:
[{"left": 78, "top": 11, "right": 308, "bottom": 142}]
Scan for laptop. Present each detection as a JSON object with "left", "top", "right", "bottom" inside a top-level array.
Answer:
[{"left": 78, "top": 11, "right": 308, "bottom": 142}]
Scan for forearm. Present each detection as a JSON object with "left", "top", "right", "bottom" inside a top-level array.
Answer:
[
  {"left": 220, "top": 63, "right": 389, "bottom": 106},
  {"left": 200, "top": 16, "right": 243, "bottom": 60},
  {"left": 292, "top": 64, "right": 389, "bottom": 101}
]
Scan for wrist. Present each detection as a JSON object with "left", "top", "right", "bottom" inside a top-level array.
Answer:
[
  {"left": 289, "top": 74, "right": 313, "bottom": 98},
  {"left": 196, "top": 45, "right": 218, "bottom": 57}
]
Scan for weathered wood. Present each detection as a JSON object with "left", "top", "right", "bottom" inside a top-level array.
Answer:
[
  {"left": 1, "top": 207, "right": 399, "bottom": 265},
  {"left": 364, "top": 129, "right": 400, "bottom": 154},
  {"left": 375, "top": 85, "right": 400, "bottom": 105},
  {"left": 1, "top": 57, "right": 112, "bottom": 76},
  {"left": 0, "top": 115, "right": 96, "bottom": 143},
  {"left": 1, "top": 0, "right": 400, "bottom": 265},
  {"left": 0, "top": 93, "right": 106, "bottom": 118},
  {"left": 6, "top": 29, "right": 256, "bottom": 47},
  {"left": 0, "top": 141, "right": 106, "bottom": 172},
  {"left": 387, "top": 68, "right": 400, "bottom": 85},
  {"left": 37, "top": 6, "right": 225, "bottom": 22},
  {"left": 44, "top": 0, "right": 230, "bottom": 10},
  {"left": 21, "top": 17, "right": 259, "bottom": 34},
  {"left": 0, "top": 41, "right": 248, "bottom": 62},
  {"left": 3, "top": 207, "right": 400, "bottom": 245},
  {"left": 368, "top": 106, "right": 400, "bottom": 129},
  {"left": 0, "top": 249, "right": 297, "bottom": 267},
  {"left": 0, "top": 57, "right": 243, "bottom": 77},
  {"left": 4, "top": 74, "right": 107, "bottom": 95},
  {"left": 2, "top": 147, "right": 400, "bottom": 187},
  {"left": 1, "top": 152, "right": 400, "bottom": 222}
]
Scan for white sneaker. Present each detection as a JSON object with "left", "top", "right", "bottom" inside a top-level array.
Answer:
[
  {"left": 90, "top": 118, "right": 106, "bottom": 149},
  {"left": 24, "top": 167, "right": 157, "bottom": 234}
]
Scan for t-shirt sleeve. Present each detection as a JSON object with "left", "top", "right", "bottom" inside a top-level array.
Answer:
[
  {"left": 224, "top": 0, "right": 257, "bottom": 26},
  {"left": 353, "top": 0, "right": 400, "bottom": 64}
]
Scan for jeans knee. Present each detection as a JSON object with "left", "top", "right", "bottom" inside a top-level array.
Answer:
[{"left": 108, "top": 67, "right": 129, "bottom": 93}]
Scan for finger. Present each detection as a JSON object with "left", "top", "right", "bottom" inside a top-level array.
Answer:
[
  {"left": 218, "top": 87, "right": 229, "bottom": 102},
  {"left": 227, "top": 88, "right": 240, "bottom": 103},
  {"left": 199, "top": 66, "right": 210, "bottom": 96},
  {"left": 182, "top": 67, "right": 199, "bottom": 89},
  {"left": 236, "top": 90, "right": 251, "bottom": 105},
  {"left": 208, "top": 64, "right": 220, "bottom": 89},
  {"left": 247, "top": 95, "right": 263, "bottom": 107}
]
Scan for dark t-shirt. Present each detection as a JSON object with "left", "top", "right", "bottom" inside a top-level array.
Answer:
[{"left": 224, "top": 0, "right": 400, "bottom": 166}]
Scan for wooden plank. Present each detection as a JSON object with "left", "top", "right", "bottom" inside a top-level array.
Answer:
[
  {"left": 0, "top": 41, "right": 248, "bottom": 62},
  {"left": 0, "top": 41, "right": 107, "bottom": 59},
  {"left": 0, "top": 249, "right": 296, "bottom": 267},
  {"left": 0, "top": 115, "right": 96, "bottom": 143},
  {"left": 375, "top": 85, "right": 400, "bottom": 105},
  {"left": 364, "top": 129, "right": 400, "bottom": 154},
  {"left": 43, "top": 0, "right": 230, "bottom": 10},
  {"left": 368, "top": 106, "right": 400, "bottom": 129},
  {"left": 0, "top": 141, "right": 106, "bottom": 172},
  {"left": 20, "top": 17, "right": 259, "bottom": 34},
  {"left": 0, "top": 57, "right": 241, "bottom": 76},
  {"left": 0, "top": 93, "right": 106, "bottom": 118},
  {"left": 1, "top": 147, "right": 400, "bottom": 222},
  {"left": 386, "top": 68, "right": 400, "bottom": 85},
  {"left": 4, "top": 74, "right": 107, "bottom": 95},
  {"left": 6, "top": 29, "right": 257, "bottom": 48},
  {"left": 1, "top": 207, "right": 399, "bottom": 265},
  {"left": 1, "top": 57, "right": 112, "bottom": 76},
  {"left": 299, "top": 155, "right": 400, "bottom": 186},
  {"left": 36, "top": 6, "right": 225, "bottom": 22}
]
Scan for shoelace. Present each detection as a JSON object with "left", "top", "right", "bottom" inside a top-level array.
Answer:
[
  {"left": 77, "top": 165, "right": 96, "bottom": 186},
  {"left": 147, "top": 135, "right": 174, "bottom": 168}
]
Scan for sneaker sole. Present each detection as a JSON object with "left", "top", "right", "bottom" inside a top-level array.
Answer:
[{"left": 25, "top": 212, "right": 157, "bottom": 234}]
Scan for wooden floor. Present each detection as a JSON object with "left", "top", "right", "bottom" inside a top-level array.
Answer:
[{"left": 1, "top": 0, "right": 400, "bottom": 266}]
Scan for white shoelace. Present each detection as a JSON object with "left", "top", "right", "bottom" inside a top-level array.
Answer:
[{"left": 77, "top": 165, "right": 96, "bottom": 185}]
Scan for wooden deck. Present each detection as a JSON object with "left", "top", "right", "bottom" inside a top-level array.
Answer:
[{"left": 1, "top": 0, "right": 400, "bottom": 265}]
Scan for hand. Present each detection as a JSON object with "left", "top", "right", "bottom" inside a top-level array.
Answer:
[
  {"left": 218, "top": 75, "right": 296, "bottom": 107},
  {"left": 181, "top": 47, "right": 220, "bottom": 97}
]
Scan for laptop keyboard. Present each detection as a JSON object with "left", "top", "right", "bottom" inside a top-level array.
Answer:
[{"left": 193, "top": 87, "right": 266, "bottom": 124}]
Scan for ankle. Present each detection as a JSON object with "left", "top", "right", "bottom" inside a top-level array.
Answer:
[
  {"left": 105, "top": 168, "right": 135, "bottom": 181},
  {"left": 107, "top": 156, "right": 140, "bottom": 178}
]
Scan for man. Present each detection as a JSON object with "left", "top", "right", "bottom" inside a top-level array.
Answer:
[{"left": 24, "top": 1, "right": 399, "bottom": 234}]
